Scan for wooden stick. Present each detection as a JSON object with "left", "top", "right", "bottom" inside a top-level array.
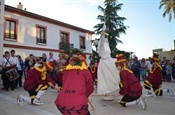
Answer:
[
  {"left": 91, "top": 94, "right": 116, "bottom": 97},
  {"left": 88, "top": 100, "right": 96, "bottom": 111}
]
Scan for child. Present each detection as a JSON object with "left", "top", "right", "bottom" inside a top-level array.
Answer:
[
  {"left": 55, "top": 50, "right": 94, "bottom": 115},
  {"left": 115, "top": 54, "right": 146, "bottom": 110},
  {"left": 88, "top": 61, "right": 98, "bottom": 91},
  {"left": 17, "top": 60, "right": 60, "bottom": 105},
  {"left": 144, "top": 53, "right": 173, "bottom": 97}
]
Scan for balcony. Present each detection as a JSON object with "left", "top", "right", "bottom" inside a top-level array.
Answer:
[
  {"left": 80, "top": 45, "right": 86, "bottom": 50},
  {"left": 4, "top": 33, "right": 17, "bottom": 39},
  {"left": 37, "top": 38, "right": 46, "bottom": 44},
  {"left": 59, "top": 42, "right": 74, "bottom": 50}
]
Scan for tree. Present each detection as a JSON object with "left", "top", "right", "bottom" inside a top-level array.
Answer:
[
  {"left": 93, "top": 0, "right": 128, "bottom": 58},
  {"left": 159, "top": 0, "right": 175, "bottom": 22}
]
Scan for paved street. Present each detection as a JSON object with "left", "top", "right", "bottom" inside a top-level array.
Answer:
[{"left": 0, "top": 79, "right": 175, "bottom": 115}]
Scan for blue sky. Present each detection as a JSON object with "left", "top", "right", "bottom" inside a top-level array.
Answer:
[{"left": 5, "top": 0, "right": 175, "bottom": 59}]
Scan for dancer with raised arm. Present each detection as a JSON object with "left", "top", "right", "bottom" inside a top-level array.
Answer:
[{"left": 97, "top": 15, "right": 120, "bottom": 100}]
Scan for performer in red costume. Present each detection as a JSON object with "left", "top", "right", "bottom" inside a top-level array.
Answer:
[
  {"left": 54, "top": 68, "right": 64, "bottom": 87},
  {"left": 144, "top": 53, "right": 173, "bottom": 97},
  {"left": 17, "top": 60, "right": 60, "bottom": 105},
  {"left": 88, "top": 61, "right": 98, "bottom": 83},
  {"left": 55, "top": 50, "right": 94, "bottom": 115},
  {"left": 115, "top": 54, "right": 146, "bottom": 110},
  {"left": 88, "top": 61, "right": 98, "bottom": 92}
]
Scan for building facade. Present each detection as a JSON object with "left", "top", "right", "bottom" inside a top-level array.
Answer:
[
  {"left": 0, "top": 0, "right": 5, "bottom": 58},
  {"left": 2, "top": 3, "right": 93, "bottom": 61},
  {"left": 153, "top": 48, "right": 175, "bottom": 61}
]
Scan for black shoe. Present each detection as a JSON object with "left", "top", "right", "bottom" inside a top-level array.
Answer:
[
  {"left": 11, "top": 88, "right": 14, "bottom": 91},
  {"left": 5, "top": 89, "right": 9, "bottom": 91},
  {"left": 1, "top": 87, "right": 5, "bottom": 90}
]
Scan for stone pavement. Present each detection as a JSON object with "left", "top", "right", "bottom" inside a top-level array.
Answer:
[{"left": 0, "top": 79, "right": 175, "bottom": 115}]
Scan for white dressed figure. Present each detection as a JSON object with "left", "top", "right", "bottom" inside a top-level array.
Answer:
[{"left": 97, "top": 23, "right": 120, "bottom": 95}]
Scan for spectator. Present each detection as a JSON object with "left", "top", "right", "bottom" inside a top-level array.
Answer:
[{"left": 131, "top": 56, "right": 141, "bottom": 81}]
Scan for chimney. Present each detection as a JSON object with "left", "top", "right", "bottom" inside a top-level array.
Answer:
[{"left": 17, "top": 2, "right": 23, "bottom": 10}]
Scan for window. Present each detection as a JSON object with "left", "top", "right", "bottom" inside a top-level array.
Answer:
[
  {"left": 59, "top": 31, "right": 72, "bottom": 50},
  {"left": 36, "top": 25, "right": 47, "bottom": 45},
  {"left": 60, "top": 31, "right": 69, "bottom": 43},
  {"left": 79, "top": 36, "right": 86, "bottom": 49},
  {"left": 4, "top": 18, "right": 18, "bottom": 41}
]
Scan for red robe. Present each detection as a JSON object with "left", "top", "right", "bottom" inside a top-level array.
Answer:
[
  {"left": 146, "top": 66, "right": 162, "bottom": 89},
  {"left": 55, "top": 69, "right": 94, "bottom": 115},
  {"left": 119, "top": 69, "right": 142, "bottom": 97},
  {"left": 24, "top": 68, "right": 55, "bottom": 91},
  {"left": 54, "top": 70, "right": 63, "bottom": 87},
  {"left": 88, "top": 66, "right": 97, "bottom": 82}
]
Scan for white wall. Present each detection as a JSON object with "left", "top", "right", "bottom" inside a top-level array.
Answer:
[
  {"left": 4, "top": 11, "right": 92, "bottom": 52},
  {"left": 3, "top": 10, "right": 92, "bottom": 65},
  {"left": 0, "top": 0, "right": 5, "bottom": 58}
]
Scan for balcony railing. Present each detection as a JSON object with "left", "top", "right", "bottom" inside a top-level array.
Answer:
[
  {"left": 59, "top": 42, "right": 74, "bottom": 50},
  {"left": 37, "top": 38, "right": 46, "bottom": 44},
  {"left": 80, "top": 45, "right": 86, "bottom": 49},
  {"left": 4, "top": 33, "right": 17, "bottom": 39}
]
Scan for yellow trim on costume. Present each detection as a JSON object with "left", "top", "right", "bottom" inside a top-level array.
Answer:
[
  {"left": 120, "top": 100, "right": 125, "bottom": 104},
  {"left": 155, "top": 62, "right": 162, "bottom": 70},
  {"left": 155, "top": 89, "right": 160, "bottom": 96},
  {"left": 35, "top": 85, "right": 43, "bottom": 92},
  {"left": 35, "top": 85, "right": 48, "bottom": 92},
  {"left": 123, "top": 66, "right": 133, "bottom": 73},
  {"left": 152, "top": 57, "right": 159, "bottom": 61},
  {"left": 34, "top": 66, "right": 47, "bottom": 80},
  {"left": 40, "top": 85, "right": 48, "bottom": 90},
  {"left": 119, "top": 82, "right": 123, "bottom": 88},
  {"left": 46, "top": 62, "right": 53, "bottom": 70},
  {"left": 35, "top": 66, "right": 46, "bottom": 72},
  {"left": 59, "top": 69, "right": 64, "bottom": 73},
  {"left": 145, "top": 80, "right": 153, "bottom": 87},
  {"left": 90, "top": 66, "right": 96, "bottom": 73},
  {"left": 65, "top": 62, "right": 87, "bottom": 70},
  {"left": 149, "top": 66, "right": 156, "bottom": 73},
  {"left": 144, "top": 84, "right": 151, "bottom": 88},
  {"left": 116, "top": 59, "right": 126, "bottom": 63},
  {"left": 150, "top": 62, "right": 162, "bottom": 73},
  {"left": 30, "top": 95, "right": 36, "bottom": 99}
]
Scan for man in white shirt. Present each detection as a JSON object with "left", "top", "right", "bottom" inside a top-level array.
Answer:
[
  {"left": 145, "top": 57, "right": 152, "bottom": 72},
  {"left": 0, "top": 51, "right": 16, "bottom": 91},
  {"left": 10, "top": 50, "right": 19, "bottom": 88}
]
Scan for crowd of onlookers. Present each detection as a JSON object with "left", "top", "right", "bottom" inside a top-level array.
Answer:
[
  {"left": 0, "top": 49, "right": 174, "bottom": 92},
  {"left": 0, "top": 50, "right": 69, "bottom": 91},
  {"left": 127, "top": 56, "right": 175, "bottom": 82}
]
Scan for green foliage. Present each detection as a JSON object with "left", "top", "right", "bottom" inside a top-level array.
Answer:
[
  {"left": 159, "top": 0, "right": 175, "bottom": 22},
  {"left": 91, "top": 0, "right": 130, "bottom": 60}
]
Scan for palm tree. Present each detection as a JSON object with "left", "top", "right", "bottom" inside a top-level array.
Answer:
[
  {"left": 159, "top": 0, "right": 175, "bottom": 22},
  {"left": 93, "top": 0, "right": 128, "bottom": 57}
]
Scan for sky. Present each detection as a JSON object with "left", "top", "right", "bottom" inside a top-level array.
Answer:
[{"left": 4, "top": 0, "right": 175, "bottom": 59}]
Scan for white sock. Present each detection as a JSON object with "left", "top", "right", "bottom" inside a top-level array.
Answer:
[
  {"left": 22, "top": 95, "right": 31, "bottom": 103},
  {"left": 125, "top": 100, "right": 137, "bottom": 106},
  {"left": 162, "top": 88, "right": 168, "bottom": 92},
  {"left": 35, "top": 90, "right": 46, "bottom": 99}
]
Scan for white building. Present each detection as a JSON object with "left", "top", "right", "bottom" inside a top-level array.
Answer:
[
  {"left": 0, "top": 0, "right": 5, "bottom": 58},
  {"left": 2, "top": 3, "right": 93, "bottom": 61}
]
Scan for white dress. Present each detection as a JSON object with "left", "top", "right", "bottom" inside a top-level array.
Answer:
[{"left": 97, "top": 35, "right": 120, "bottom": 94}]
